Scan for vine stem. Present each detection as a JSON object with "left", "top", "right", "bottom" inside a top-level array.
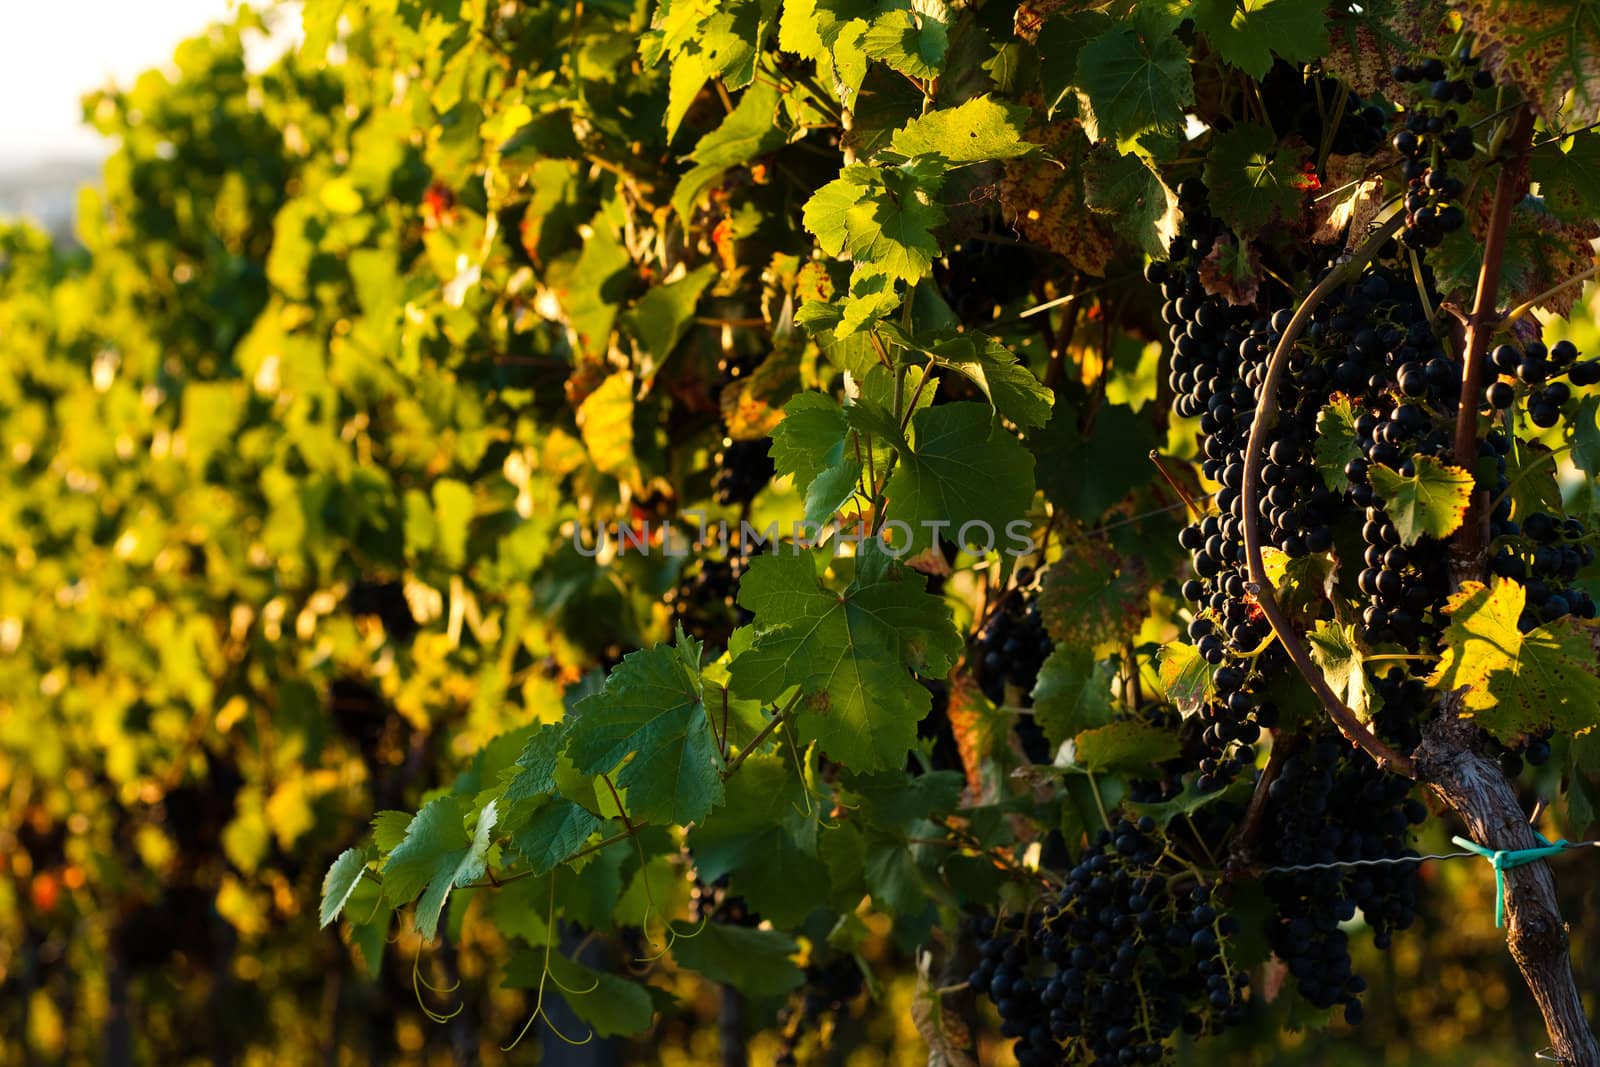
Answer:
[
  {"left": 1452, "top": 105, "right": 1537, "bottom": 570},
  {"left": 721, "top": 692, "right": 800, "bottom": 778},
  {"left": 1238, "top": 206, "right": 1416, "bottom": 777},
  {"left": 1227, "top": 730, "right": 1287, "bottom": 869}
]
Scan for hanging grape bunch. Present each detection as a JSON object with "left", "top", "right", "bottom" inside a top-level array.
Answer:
[
  {"left": 773, "top": 955, "right": 866, "bottom": 1067},
  {"left": 969, "top": 817, "right": 1247, "bottom": 1066},
  {"left": 666, "top": 554, "right": 750, "bottom": 649},
  {"left": 1390, "top": 50, "right": 1493, "bottom": 248},
  {"left": 974, "top": 570, "right": 1055, "bottom": 761},
  {"left": 711, "top": 437, "right": 776, "bottom": 507},
  {"left": 1256, "top": 723, "right": 1426, "bottom": 1021},
  {"left": 975, "top": 571, "right": 1053, "bottom": 706}
]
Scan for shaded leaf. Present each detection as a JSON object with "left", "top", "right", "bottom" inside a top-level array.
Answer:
[{"left": 672, "top": 924, "right": 806, "bottom": 996}]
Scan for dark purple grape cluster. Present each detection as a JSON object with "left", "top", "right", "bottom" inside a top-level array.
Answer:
[
  {"left": 974, "top": 576, "right": 1056, "bottom": 762},
  {"left": 975, "top": 575, "right": 1053, "bottom": 706},
  {"left": 1260, "top": 64, "right": 1388, "bottom": 156},
  {"left": 1485, "top": 338, "right": 1600, "bottom": 424},
  {"left": 774, "top": 955, "right": 865, "bottom": 1067},
  {"left": 935, "top": 235, "right": 1043, "bottom": 321},
  {"left": 712, "top": 438, "right": 775, "bottom": 506},
  {"left": 969, "top": 818, "right": 1247, "bottom": 1066},
  {"left": 345, "top": 578, "right": 420, "bottom": 643},
  {"left": 1489, "top": 505, "right": 1598, "bottom": 626},
  {"left": 1391, "top": 51, "right": 1491, "bottom": 248},
  {"left": 1257, "top": 729, "right": 1425, "bottom": 1021},
  {"left": 689, "top": 874, "right": 760, "bottom": 927},
  {"left": 666, "top": 554, "right": 751, "bottom": 649},
  {"left": 1169, "top": 214, "right": 1466, "bottom": 686}
]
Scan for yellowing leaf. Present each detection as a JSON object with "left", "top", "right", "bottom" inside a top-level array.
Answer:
[
  {"left": 577, "top": 371, "right": 636, "bottom": 481},
  {"left": 1157, "top": 641, "right": 1215, "bottom": 716},
  {"left": 1426, "top": 579, "right": 1600, "bottom": 741},
  {"left": 1368, "top": 455, "right": 1475, "bottom": 545}
]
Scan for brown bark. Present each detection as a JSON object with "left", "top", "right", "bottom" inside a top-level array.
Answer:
[
  {"left": 1451, "top": 105, "right": 1537, "bottom": 572},
  {"left": 1414, "top": 713, "right": 1598, "bottom": 1067}
]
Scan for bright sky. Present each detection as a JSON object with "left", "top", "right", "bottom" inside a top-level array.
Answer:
[{"left": 0, "top": 1, "right": 298, "bottom": 168}]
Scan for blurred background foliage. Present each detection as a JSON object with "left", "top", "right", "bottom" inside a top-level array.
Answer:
[{"left": 0, "top": 1, "right": 1596, "bottom": 1065}]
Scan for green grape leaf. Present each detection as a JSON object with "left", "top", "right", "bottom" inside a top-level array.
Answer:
[
  {"left": 1427, "top": 579, "right": 1600, "bottom": 740},
  {"left": 512, "top": 798, "right": 605, "bottom": 876},
  {"left": 771, "top": 392, "right": 849, "bottom": 491},
  {"left": 888, "top": 95, "right": 1035, "bottom": 164},
  {"left": 503, "top": 721, "right": 571, "bottom": 805},
  {"left": 777, "top": 0, "right": 828, "bottom": 60},
  {"left": 879, "top": 326, "right": 1054, "bottom": 429},
  {"left": 627, "top": 264, "right": 717, "bottom": 382},
  {"left": 1368, "top": 455, "right": 1476, "bottom": 546},
  {"left": 1082, "top": 146, "right": 1181, "bottom": 258},
  {"left": 862, "top": 4, "right": 950, "bottom": 79},
  {"left": 863, "top": 831, "right": 928, "bottom": 915},
  {"left": 1572, "top": 394, "right": 1600, "bottom": 475},
  {"left": 498, "top": 112, "right": 583, "bottom": 169},
  {"left": 689, "top": 755, "right": 830, "bottom": 927},
  {"left": 383, "top": 797, "right": 499, "bottom": 940},
  {"left": 1203, "top": 123, "right": 1311, "bottom": 235},
  {"left": 1071, "top": 720, "right": 1181, "bottom": 772},
  {"left": 672, "top": 924, "right": 806, "bottom": 997},
  {"left": 843, "top": 768, "right": 964, "bottom": 829},
  {"left": 372, "top": 810, "right": 413, "bottom": 853},
  {"left": 1502, "top": 440, "right": 1565, "bottom": 521},
  {"left": 1037, "top": 11, "right": 1114, "bottom": 117},
  {"left": 346, "top": 882, "right": 394, "bottom": 978},
  {"left": 1306, "top": 620, "right": 1377, "bottom": 723},
  {"left": 320, "top": 847, "right": 369, "bottom": 928},
  {"left": 1314, "top": 396, "right": 1363, "bottom": 492},
  {"left": 565, "top": 638, "right": 723, "bottom": 825},
  {"left": 672, "top": 81, "right": 788, "bottom": 223},
  {"left": 642, "top": 0, "right": 778, "bottom": 134},
  {"left": 1031, "top": 645, "right": 1117, "bottom": 748},
  {"left": 802, "top": 162, "right": 947, "bottom": 286},
  {"left": 1074, "top": 15, "right": 1194, "bottom": 147},
  {"left": 1030, "top": 399, "right": 1158, "bottom": 521},
  {"left": 1531, "top": 131, "right": 1600, "bottom": 225},
  {"left": 562, "top": 210, "right": 633, "bottom": 357},
  {"left": 881, "top": 402, "right": 1036, "bottom": 556},
  {"left": 728, "top": 546, "right": 961, "bottom": 769},
  {"left": 1191, "top": 0, "right": 1333, "bottom": 79},
  {"left": 1157, "top": 641, "right": 1216, "bottom": 716}
]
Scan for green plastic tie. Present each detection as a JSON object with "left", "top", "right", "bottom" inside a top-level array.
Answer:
[{"left": 1450, "top": 832, "right": 1572, "bottom": 928}]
